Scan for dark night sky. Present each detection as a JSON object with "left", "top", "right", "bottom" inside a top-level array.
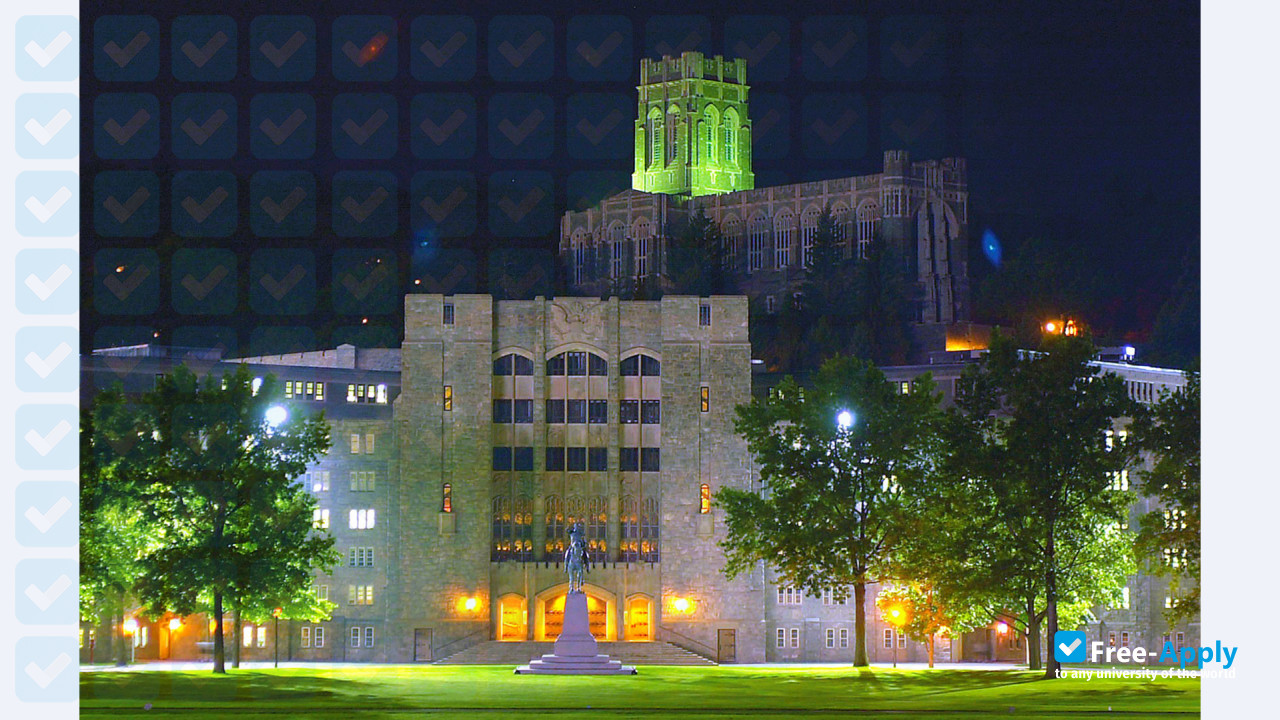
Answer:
[{"left": 81, "top": 0, "right": 1199, "bottom": 353}]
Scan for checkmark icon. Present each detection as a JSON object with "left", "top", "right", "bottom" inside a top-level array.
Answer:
[
  {"left": 181, "top": 265, "right": 229, "bottom": 301},
  {"left": 25, "top": 574, "right": 72, "bottom": 611},
  {"left": 25, "top": 187, "right": 72, "bottom": 223},
  {"left": 576, "top": 110, "right": 623, "bottom": 146},
  {"left": 260, "top": 30, "right": 307, "bottom": 68},
  {"left": 656, "top": 33, "right": 702, "bottom": 58},
  {"left": 103, "top": 108, "right": 151, "bottom": 144},
  {"left": 813, "top": 32, "right": 858, "bottom": 68},
  {"left": 1059, "top": 638, "right": 1081, "bottom": 655},
  {"left": 421, "top": 31, "right": 467, "bottom": 67},
  {"left": 24, "top": 342, "right": 73, "bottom": 379},
  {"left": 102, "top": 187, "right": 151, "bottom": 223},
  {"left": 25, "top": 419, "right": 71, "bottom": 456},
  {"left": 498, "top": 31, "right": 545, "bottom": 68},
  {"left": 103, "top": 31, "right": 150, "bottom": 68},
  {"left": 340, "top": 264, "right": 390, "bottom": 300},
  {"left": 1054, "top": 630, "right": 1087, "bottom": 662},
  {"left": 26, "top": 30, "right": 73, "bottom": 67},
  {"left": 890, "top": 108, "right": 937, "bottom": 143},
  {"left": 734, "top": 31, "right": 781, "bottom": 67},
  {"left": 24, "top": 109, "right": 73, "bottom": 146},
  {"left": 498, "top": 109, "right": 544, "bottom": 146},
  {"left": 25, "top": 653, "right": 71, "bottom": 689},
  {"left": 104, "top": 266, "right": 150, "bottom": 300},
  {"left": 421, "top": 108, "right": 467, "bottom": 145},
  {"left": 341, "top": 187, "right": 389, "bottom": 223},
  {"left": 577, "top": 32, "right": 623, "bottom": 68},
  {"left": 260, "top": 187, "right": 307, "bottom": 223},
  {"left": 260, "top": 265, "right": 307, "bottom": 300},
  {"left": 182, "top": 187, "right": 230, "bottom": 223},
  {"left": 891, "top": 30, "right": 937, "bottom": 68},
  {"left": 812, "top": 110, "right": 860, "bottom": 145},
  {"left": 25, "top": 264, "right": 72, "bottom": 301},
  {"left": 420, "top": 187, "right": 467, "bottom": 223},
  {"left": 343, "top": 33, "right": 389, "bottom": 68},
  {"left": 498, "top": 187, "right": 545, "bottom": 222},
  {"left": 25, "top": 496, "right": 72, "bottom": 534},
  {"left": 259, "top": 108, "right": 308, "bottom": 145},
  {"left": 180, "top": 109, "right": 230, "bottom": 145},
  {"left": 419, "top": 264, "right": 469, "bottom": 294},
  {"left": 341, "top": 108, "right": 389, "bottom": 145},
  {"left": 182, "top": 31, "right": 229, "bottom": 68}
]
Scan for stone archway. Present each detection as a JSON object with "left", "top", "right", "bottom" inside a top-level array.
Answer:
[
  {"left": 497, "top": 593, "right": 527, "bottom": 641},
  {"left": 624, "top": 594, "right": 654, "bottom": 641},
  {"left": 534, "top": 583, "right": 617, "bottom": 641}
]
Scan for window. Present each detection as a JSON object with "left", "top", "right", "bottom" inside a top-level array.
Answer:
[
  {"left": 856, "top": 202, "right": 880, "bottom": 260},
  {"left": 588, "top": 400, "right": 608, "bottom": 424},
  {"left": 776, "top": 628, "right": 786, "bottom": 648},
  {"left": 312, "top": 508, "right": 329, "bottom": 529},
  {"left": 349, "top": 547, "right": 375, "bottom": 567},
  {"left": 620, "top": 448, "right": 639, "bottom": 471},
  {"left": 346, "top": 384, "right": 388, "bottom": 404},
  {"left": 641, "top": 448, "right": 660, "bottom": 472},
  {"left": 637, "top": 236, "right": 649, "bottom": 278},
  {"left": 441, "top": 484, "right": 453, "bottom": 513},
  {"left": 649, "top": 116, "right": 662, "bottom": 166},
  {"left": 252, "top": 377, "right": 263, "bottom": 395},
  {"left": 567, "top": 399, "right": 587, "bottom": 424},
  {"left": 350, "top": 434, "right": 361, "bottom": 453},
  {"left": 699, "top": 484, "right": 711, "bottom": 514},
  {"left": 640, "top": 497, "right": 660, "bottom": 562},
  {"left": 822, "top": 588, "right": 846, "bottom": 606},
  {"left": 350, "top": 471, "right": 376, "bottom": 492},
  {"left": 620, "top": 400, "right": 640, "bottom": 424},
  {"left": 567, "top": 447, "right": 587, "bottom": 472},
  {"left": 839, "top": 628, "right": 849, "bottom": 648},
  {"left": 494, "top": 354, "right": 535, "bottom": 376},
  {"left": 610, "top": 226, "right": 624, "bottom": 279},
  {"left": 493, "top": 496, "right": 513, "bottom": 560},
  {"left": 545, "top": 496, "right": 566, "bottom": 555},
  {"left": 588, "top": 447, "right": 607, "bottom": 472},
  {"left": 1108, "top": 631, "right": 1116, "bottom": 647},
  {"left": 700, "top": 386, "right": 709, "bottom": 412},
  {"left": 285, "top": 380, "right": 325, "bottom": 401},
  {"left": 443, "top": 303, "right": 454, "bottom": 325},
  {"left": 898, "top": 633, "right": 906, "bottom": 649},
  {"left": 493, "top": 399, "right": 512, "bottom": 423},
  {"left": 620, "top": 496, "right": 638, "bottom": 561},
  {"left": 766, "top": 296, "right": 776, "bottom": 314},
  {"left": 826, "top": 628, "right": 835, "bottom": 649},
  {"left": 668, "top": 116, "right": 678, "bottom": 161},
  {"left": 547, "top": 352, "right": 606, "bottom": 376},
  {"left": 884, "top": 629, "right": 894, "bottom": 649},
  {"left": 443, "top": 385, "right": 452, "bottom": 411},
  {"left": 493, "top": 446, "right": 512, "bottom": 471},
  {"left": 722, "top": 121, "right": 735, "bottom": 163},
  {"left": 620, "top": 354, "right": 660, "bottom": 376},
  {"left": 775, "top": 213, "right": 794, "bottom": 268},
  {"left": 365, "top": 627, "right": 375, "bottom": 648},
  {"left": 512, "top": 446, "right": 533, "bottom": 471},
  {"left": 244, "top": 626, "right": 254, "bottom": 647},
  {"left": 1120, "top": 587, "right": 1130, "bottom": 609},
  {"left": 1121, "top": 631, "right": 1130, "bottom": 648},
  {"left": 699, "top": 304, "right": 711, "bottom": 326},
  {"left": 351, "top": 627, "right": 362, "bottom": 648},
  {"left": 1165, "top": 596, "right": 1173, "bottom": 609},
  {"left": 257, "top": 626, "right": 266, "bottom": 648},
  {"left": 545, "top": 399, "right": 565, "bottom": 423},
  {"left": 801, "top": 207, "right": 819, "bottom": 266},
  {"left": 302, "top": 627, "right": 311, "bottom": 648},
  {"left": 364, "top": 432, "right": 375, "bottom": 454},
  {"left": 349, "top": 508, "right": 376, "bottom": 530},
  {"left": 313, "top": 584, "right": 328, "bottom": 601},
  {"left": 586, "top": 496, "right": 608, "bottom": 561},
  {"left": 641, "top": 400, "right": 661, "bottom": 424},
  {"left": 748, "top": 216, "right": 766, "bottom": 272},
  {"left": 1111, "top": 470, "right": 1130, "bottom": 491},
  {"left": 789, "top": 628, "right": 799, "bottom": 649},
  {"left": 1176, "top": 632, "right": 1184, "bottom": 649},
  {"left": 546, "top": 447, "right": 566, "bottom": 472},
  {"left": 308, "top": 471, "right": 330, "bottom": 493},
  {"left": 349, "top": 585, "right": 374, "bottom": 605},
  {"left": 776, "top": 586, "right": 801, "bottom": 605}
]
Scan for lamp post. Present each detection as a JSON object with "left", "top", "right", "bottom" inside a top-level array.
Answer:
[
  {"left": 887, "top": 607, "right": 906, "bottom": 668},
  {"left": 273, "top": 607, "right": 283, "bottom": 669}
]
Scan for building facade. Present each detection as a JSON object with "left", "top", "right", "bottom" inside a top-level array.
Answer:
[
  {"left": 82, "top": 297, "right": 1196, "bottom": 666},
  {"left": 561, "top": 52, "right": 970, "bottom": 327}
]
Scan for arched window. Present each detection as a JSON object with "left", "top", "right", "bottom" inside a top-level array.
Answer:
[
  {"left": 513, "top": 496, "right": 533, "bottom": 562},
  {"left": 492, "top": 496, "right": 512, "bottom": 561},
  {"left": 634, "top": 218, "right": 651, "bottom": 277},
  {"left": 620, "top": 496, "right": 638, "bottom": 562},
  {"left": 545, "top": 495, "right": 565, "bottom": 555},
  {"left": 832, "top": 204, "right": 851, "bottom": 258},
  {"left": 619, "top": 354, "right": 660, "bottom": 376},
  {"left": 775, "top": 211, "right": 794, "bottom": 268},
  {"left": 546, "top": 351, "right": 607, "bottom": 376},
  {"left": 702, "top": 106, "right": 718, "bottom": 164},
  {"left": 748, "top": 214, "right": 767, "bottom": 272},
  {"left": 609, "top": 223, "right": 625, "bottom": 279},
  {"left": 722, "top": 216, "right": 741, "bottom": 270},
  {"left": 722, "top": 109, "right": 738, "bottom": 164},
  {"left": 587, "top": 496, "right": 608, "bottom": 562},
  {"left": 801, "top": 206, "right": 821, "bottom": 267},
  {"left": 571, "top": 230, "right": 586, "bottom": 285},
  {"left": 640, "top": 497, "right": 660, "bottom": 562},
  {"left": 699, "top": 484, "right": 711, "bottom": 514},
  {"left": 667, "top": 108, "right": 680, "bottom": 161},
  {"left": 493, "top": 353, "right": 534, "bottom": 376},
  {"left": 648, "top": 109, "right": 663, "bottom": 167},
  {"left": 857, "top": 201, "right": 881, "bottom": 260},
  {"left": 442, "top": 483, "right": 452, "bottom": 513}
]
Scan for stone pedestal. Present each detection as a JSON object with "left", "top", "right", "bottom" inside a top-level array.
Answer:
[{"left": 515, "top": 592, "right": 636, "bottom": 675}]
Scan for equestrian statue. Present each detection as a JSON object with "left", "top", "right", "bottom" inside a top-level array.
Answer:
[{"left": 564, "top": 522, "right": 591, "bottom": 593}]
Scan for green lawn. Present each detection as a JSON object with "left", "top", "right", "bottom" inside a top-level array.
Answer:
[{"left": 80, "top": 665, "right": 1200, "bottom": 719}]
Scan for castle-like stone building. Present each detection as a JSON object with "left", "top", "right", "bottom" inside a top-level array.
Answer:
[
  {"left": 561, "top": 53, "right": 970, "bottom": 327},
  {"left": 83, "top": 296, "right": 1196, "bottom": 667}
]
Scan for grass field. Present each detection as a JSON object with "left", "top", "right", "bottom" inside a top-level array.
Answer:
[{"left": 80, "top": 665, "right": 1200, "bottom": 719}]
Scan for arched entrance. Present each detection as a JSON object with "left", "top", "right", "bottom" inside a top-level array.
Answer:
[
  {"left": 625, "top": 594, "right": 653, "bottom": 641},
  {"left": 534, "top": 584, "right": 616, "bottom": 641},
  {"left": 497, "top": 594, "right": 527, "bottom": 641}
]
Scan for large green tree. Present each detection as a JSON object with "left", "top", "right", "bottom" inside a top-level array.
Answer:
[
  {"left": 94, "top": 364, "right": 336, "bottom": 673},
  {"left": 1132, "top": 369, "right": 1200, "bottom": 624},
  {"left": 667, "top": 205, "right": 732, "bottom": 296},
  {"left": 719, "top": 356, "right": 944, "bottom": 666},
  {"left": 948, "top": 333, "right": 1136, "bottom": 678}
]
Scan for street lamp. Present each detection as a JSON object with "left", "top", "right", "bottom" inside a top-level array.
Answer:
[
  {"left": 272, "top": 607, "right": 283, "bottom": 669},
  {"left": 265, "top": 405, "right": 288, "bottom": 429},
  {"left": 836, "top": 410, "right": 854, "bottom": 431},
  {"left": 887, "top": 607, "right": 906, "bottom": 668}
]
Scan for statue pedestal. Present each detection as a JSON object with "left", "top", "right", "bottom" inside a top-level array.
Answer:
[{"left": 515, "top": 591, "right": 636, "bottom": 675}]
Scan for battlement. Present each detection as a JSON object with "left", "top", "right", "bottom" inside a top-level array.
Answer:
[{"left": 640, "top": 52, "right": 747, "bottom": 86}]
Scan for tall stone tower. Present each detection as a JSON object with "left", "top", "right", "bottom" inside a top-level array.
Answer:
[{"left": 631, "top": 52, "right": 755, "bottom": 197}]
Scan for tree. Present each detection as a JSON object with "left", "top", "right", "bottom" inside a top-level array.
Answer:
[
  {"left": 97, "top": 364, "right": 336, "bottom": 673},
  {"left": 719, "top": 356, "right": 944, "bottom": 666},
  {"left": 1132, "top": 369, "right": 1200, "bottom": 624},
  {"left": 667, "top": 205, "right": 730, "bottom": 296},
  {"left": 875, "top": 582, "right": 985, "bottom": 668},
  {"left": 948, "top": 332, "right": 1136, "bottom": 678}
]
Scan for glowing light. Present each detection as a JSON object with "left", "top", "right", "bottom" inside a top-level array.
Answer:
[
  {"left": 272, "top": 607, "right": 283, "bottom": 619},
  {"left": 463, "top": 597, "right": 478, "bottom": 611},
  {"left": 997, "top": 622, "right": 1009, "bottom": 634},
  {"left": 981, "top": 228, "right": 1002, "bottom": 266},
  {"left": 673, "top": 597, "right": 693, "bottom": 613},
  {"left": 358, "top": 32, "right": 389, "bottom": 65},
  {"left": 1044, "top": 321, "right": 1057, "bottom": 334},
  {"left": 836, "top": 410, "right": 854, "bottom": 430},
  {"left": 168, "top": 618, "right": 182, "bottom": 632},
  {"left": 265, "top": 405, "right": 288, "bottom": 428},
  {"left": 124, "top": 618, "right": 139, "bottom": 635},
  {"left": 1124, "top": 345, "right": 1135, "bottom": 358},
  {"left": 887, "top": 606, "right": 906, "bottom": 627}
]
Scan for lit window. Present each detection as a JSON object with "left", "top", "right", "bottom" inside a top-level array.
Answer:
[
  {"left": 701, "top": 386, "right": 709, "bottom": 413},
  {"left": 365, "top": 433, "right": 375, "bottom": 454},
  {"left": 1108, "top": 632, "right": 1116, "bottom": 647},
  {"left": 1121, "top": 587, "right": 1130, "bottom": 609},
  {"left": 699, "top": 484, "right": 711, "bottom": 514},
  {"left": 348, "top": 585, "right": 374, "bottom": 605},
  {"left": 443, "top": 303, "right": 454, "bottom": 325},
  {"left": 257, "top": 627, "right": 266, "bottom": 648},
  {"left": 252, "top": 377, "right": 263, "bottom": 395},
  {"left": 349, "top": 509, "right": 376, "bottom": 530},
  {"left": 350, "top": 434, "right": 360, "bottom": 453},
  {"left": 312, "top": 509, "right": 329, "bottom": 529},
  {"left": 375, "top": 385, "right": 388, "bottom": 404},
  {"left": 1121, "top": 631, "right": 1130, "bottom": 648},
  {"left": 442, "top": 484, "right": 452, "bottom": 513},
  {"left": 1165, "top": 596, "right": 1173, "bottom": 609},
  {"left": 309, "top": 471, "right": 330, "bottom": 493},
  {"left": 243, "top": 626, "right": 253, "bottom": 647},
  {"left": 444, "top": 385, "right": 453, "bottom": 411}
]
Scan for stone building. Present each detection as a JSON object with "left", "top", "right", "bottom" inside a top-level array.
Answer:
[
  {"left": 560, "top": 52, "right": 970, "bottom": 328},
  {"left": 81, "top": 299, "right": 1195, "bottom": 666}
]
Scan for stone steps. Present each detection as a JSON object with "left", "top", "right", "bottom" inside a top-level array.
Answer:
[{"left": 436, "top": 640, "right": 716, "bottom": 666}]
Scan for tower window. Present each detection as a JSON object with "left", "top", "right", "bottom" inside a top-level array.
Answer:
[
  {"left": 699, "top": 484, "right": 710, "bottom": 514},
  {"left": 443, "top": 303, "right": 454, "bottom": 325},
  {"left": 699, "top": 304, "right": 711, "bottom": 326},
  {"left": 700, "top": 386, "right": 709, "bottom": 412},
  {"left": 723, "top": 125, "right": 734, "bottom": 163},
  {"left": 443, "top": 385, "right": 452, "bottom": 411},
  {"left": 442, "top": 483, "right": 452, "bottom": 513}
]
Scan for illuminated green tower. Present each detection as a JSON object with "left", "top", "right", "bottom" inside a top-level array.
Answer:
[{"left": 632, "top": 52, "right": 755, "bottom": 197}]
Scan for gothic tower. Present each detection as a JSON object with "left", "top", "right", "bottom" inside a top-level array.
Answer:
[{"left": 632, "top": 52, "right": 755, "bottom": 197}]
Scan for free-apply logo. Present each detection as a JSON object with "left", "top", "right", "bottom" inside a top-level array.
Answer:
[
  {"left": 1054, "top": 630, "right": 1087, "bottom": 663},
  {"left": 1054, "top": 630, "right": 1239, "bottom": 669}
]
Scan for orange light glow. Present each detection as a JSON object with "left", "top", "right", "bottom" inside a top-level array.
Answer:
[
  {"left": 463, "top": 597, "right": 478, "bottom": 611},
  {"left": 359, "top": 33, "right": 390, "bottom": 65},
  {"left": 673, "top": 597, "right": 692, "bottom": 613},
  {"left": 1044, "top": 321, "right": 1057, "bottom": 333},
  {"left": 997, "top": 622, "right": 1009, "bottom": 634},
  {"left": 124, "top": 618, "right": 139, "bottom": 635},
  {"left": 168, "top": 618, "right": 182, "bottom": 632}
]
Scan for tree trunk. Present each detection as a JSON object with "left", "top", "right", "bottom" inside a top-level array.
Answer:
[
  {"left": 233, "top": 610, "right": 242, "bottom": 669},
  {"left": 1045, "top": 532, "right": 1060, "bottom": 680},
  {"left": 927, "top": 634, "right": 935, "bottom": 668},
  {"left": 114, "top": 606, "right": 127, "bottom": 667},
  {"left": 213, "top": 591, "right": 226, "bottom": 674},
  {"left": 853, "top": 581, "right": 869, "bottom": 667},
  {"left": 1026, "top": 599, "right": 1043, "bottom": 671}
]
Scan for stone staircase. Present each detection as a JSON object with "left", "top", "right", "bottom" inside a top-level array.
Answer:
[{"left": 436, "top": 640, "right": 715, "bottom": 666}]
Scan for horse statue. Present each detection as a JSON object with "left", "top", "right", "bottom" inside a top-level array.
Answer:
[{"left": 564, "top": 522, "right": 591, "bottom": 593}]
